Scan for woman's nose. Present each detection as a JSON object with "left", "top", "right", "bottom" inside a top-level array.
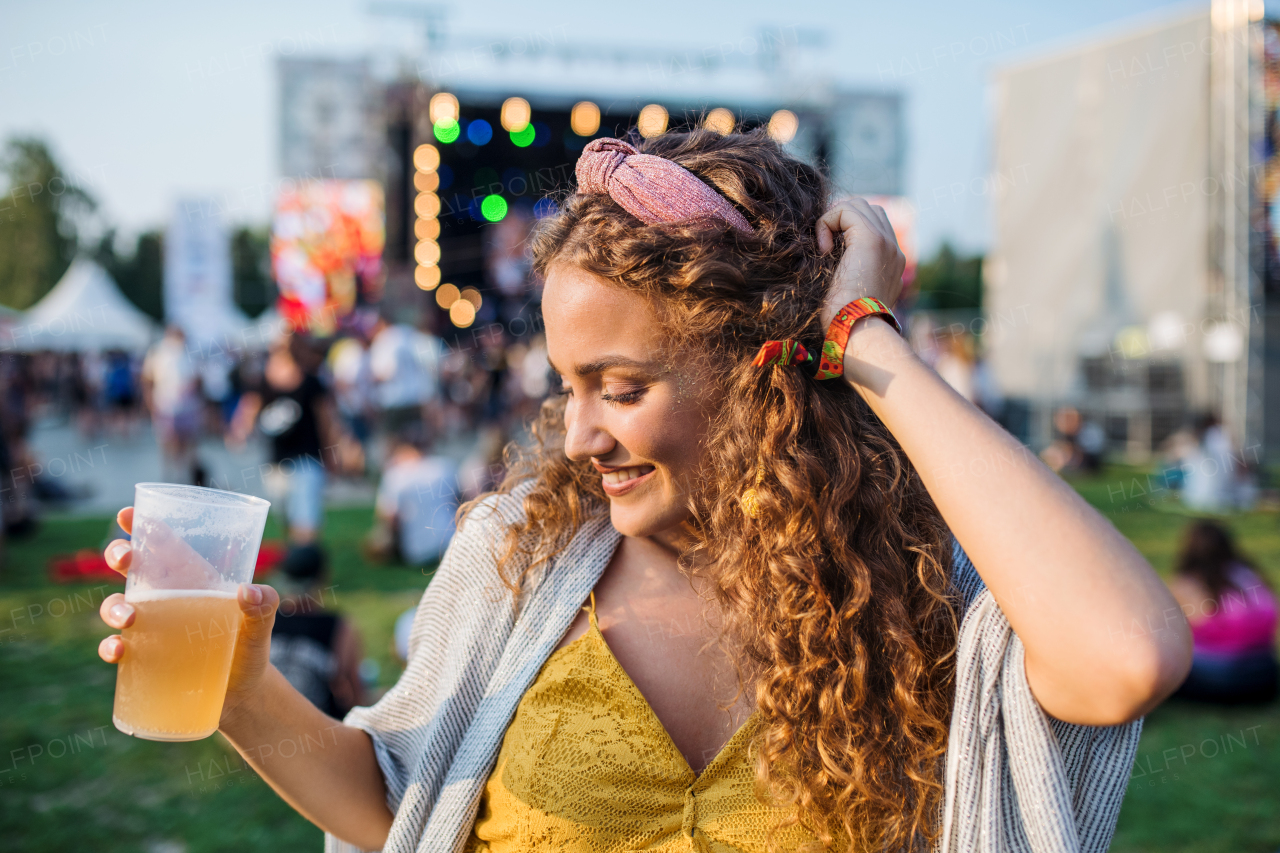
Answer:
[{"left": 563, "top": 401, "right": 615, "bottom": 462}]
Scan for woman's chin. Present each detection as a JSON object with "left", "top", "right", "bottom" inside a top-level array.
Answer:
[{"left": 608, "top": 499, "right": 687, "bottom": 540}]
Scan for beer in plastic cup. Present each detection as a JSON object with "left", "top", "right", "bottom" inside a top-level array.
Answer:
[{"left": 112, "top": 484, "right": 270, "bottom": 742}]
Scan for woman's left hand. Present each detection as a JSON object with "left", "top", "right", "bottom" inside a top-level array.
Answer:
[{"left": 816, "top": 197, "right": 906, "bottom": 329}]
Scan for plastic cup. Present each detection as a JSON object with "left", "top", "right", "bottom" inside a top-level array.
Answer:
[{"left": 112, "top": 484, "right": 271, "bottom": 742}]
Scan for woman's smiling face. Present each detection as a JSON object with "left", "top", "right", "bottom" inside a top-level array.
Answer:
[{"left": 543, "top": 262, "right": 716, "bottom": 541}]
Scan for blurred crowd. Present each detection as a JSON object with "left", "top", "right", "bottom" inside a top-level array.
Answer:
[
  {"left": 904, "top": 313, "right": 1264, "bottom": 514},
  {"left": 4, "top": 306, "right": 1269, "bottom": 548},
  {"left": 0, "top": 285, "right": 558, "bottom": 707},
  {"left": 152, "top": 305, "right": 554, "bottom": 558},
  {"left": 0, "top": 300, "right": 556, "bottom": 574},
  {"left": 1038, "top": 405, "right": 1260, "bottom": 512},
  {"left": 0, "top": 348, "right": 136, "bottom": 538}
]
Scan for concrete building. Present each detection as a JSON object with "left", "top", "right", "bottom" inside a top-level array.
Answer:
[{"left": 986, "top": 2, "right": 1278, "bottom": 462}]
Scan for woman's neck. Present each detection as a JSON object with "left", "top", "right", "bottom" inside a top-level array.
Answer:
[
  {"left": 647, "top": 519, "right": 699, "bottom": 557},
  {"left": 622, "top": 526, "right": 717, "bottom": 599}
]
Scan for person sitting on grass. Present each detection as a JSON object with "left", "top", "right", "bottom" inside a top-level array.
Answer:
[
  {"left": 1169, "top": 519, "right": 1278, "bottom": 705},
  {"left": 363, "top": 426, "right": 458, "bottom": 567},
  {"left": 268, "top": 544, "right": 369, "bottom": 718}
]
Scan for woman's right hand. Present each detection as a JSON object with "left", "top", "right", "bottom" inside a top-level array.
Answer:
[{"left": 97, "top": 507, "right": 282, "bottom": 727}]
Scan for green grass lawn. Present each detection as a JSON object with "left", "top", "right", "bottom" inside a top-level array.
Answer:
[
  {"left": 1066, "top": 467, "right": 1280, "bottom": 853},
  {"left": 2, "top": 478, "right": 1277, "bottom": 852},
  {"left": 0, "top": 506, "right": 430, "bottom": 852}
]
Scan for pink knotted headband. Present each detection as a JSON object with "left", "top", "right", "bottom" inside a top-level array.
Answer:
[{"left": 575, "top": 138, "right": 754, "bottom": 235}]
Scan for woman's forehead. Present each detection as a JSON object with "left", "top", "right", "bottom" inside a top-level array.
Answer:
[
  {"left": 543, "top": 264, "right": 665, "bottom": 371},
  {"left": 543, "top": 263, "right": 647, "bottom": 314}
]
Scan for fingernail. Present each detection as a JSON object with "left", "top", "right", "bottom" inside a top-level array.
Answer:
[
  {"left": 244, "top": 584, "right": 263, "bottom": 605},
  {"left": 110, "top": 603, "right": 131, "bottom": 622},
  {"left": 108, "top": 542, "right": 130, "bottom": 562}
]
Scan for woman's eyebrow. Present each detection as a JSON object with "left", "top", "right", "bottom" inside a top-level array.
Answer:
[
  {"left": 547, "top": 354, "right": 661, "bottom": 378},
  {"left": 578, "top": 355, "right": 661, "bottom": 376}
]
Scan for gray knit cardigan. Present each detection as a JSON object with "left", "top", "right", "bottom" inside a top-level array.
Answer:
[{"left": 327, "top": 480, "right": 1141, "bottom": 853}]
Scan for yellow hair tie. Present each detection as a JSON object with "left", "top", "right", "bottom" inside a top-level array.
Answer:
[{"left": 739, "top": 458, "right": 766, "bottom": 518}]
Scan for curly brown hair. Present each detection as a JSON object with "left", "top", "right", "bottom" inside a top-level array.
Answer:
[{"left": 463, "top": 127, "right": 959, "bottom": 852}]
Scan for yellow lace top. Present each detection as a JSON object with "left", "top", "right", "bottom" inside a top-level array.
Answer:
[{"left": 463, "top": 593, "right": 829, "bottom": 853}]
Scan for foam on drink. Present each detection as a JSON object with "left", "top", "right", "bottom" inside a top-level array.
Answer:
[{"left": 124, "top": 588, "right": 238, "bottom": 603}]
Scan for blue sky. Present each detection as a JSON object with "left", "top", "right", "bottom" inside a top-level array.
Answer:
[{"left": 0, "top": 0, "right": 1223, "bottom": 256}]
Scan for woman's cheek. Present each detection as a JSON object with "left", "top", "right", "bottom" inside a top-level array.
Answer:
[{"left": 656, "top": 424, "right": 708, "bottom": 483}]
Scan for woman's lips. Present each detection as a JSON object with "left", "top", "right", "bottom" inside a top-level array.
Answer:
[{"left": 600, "top": 465, "right": 656, "bottom": 497}]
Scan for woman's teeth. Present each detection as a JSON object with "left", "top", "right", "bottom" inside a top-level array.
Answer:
[{"left": 602, "top": 466, "right": 654, "bottom": 485}]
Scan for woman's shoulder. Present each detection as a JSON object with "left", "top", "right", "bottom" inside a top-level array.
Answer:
[
  {"left": 1227, "top": 562, "right": 1265, "bottom": 588},
  {"left": 1226, "top": 563, "right": 1278, "bottom": 608},
  {"left": 1169, "top": 574, "right": 1210, "bottom": 624},
  {"left": 428, "top": 477, "right": 614, "bottom": 612},
  {"left": 457, "top": 477, "right": 538, "bottom": 531},
  {"left": 429, "top": 478, "right": 539, "bottom": 585}
]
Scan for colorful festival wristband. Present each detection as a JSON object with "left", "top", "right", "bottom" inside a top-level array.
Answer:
[
  {"left": 751, "top": 297, "right": 901, "bottom": 380},
  {"left": 813, "top": 297, "right": 902, "bottom": 380}
]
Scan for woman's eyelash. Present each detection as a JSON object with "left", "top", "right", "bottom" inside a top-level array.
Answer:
[
  {"left": 549, "top": 377, "right": 644, "bottom": 405},
  {"left": 600, "top": 389, "right": 645, "bottom": 406}
]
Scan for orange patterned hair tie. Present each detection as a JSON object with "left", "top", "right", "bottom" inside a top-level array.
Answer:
[
  {"left": 751, "top": 297, "right": 901, "bottom": 381},
  {"left": 750, "top": 340, "right": 814, "bottom": 370}
]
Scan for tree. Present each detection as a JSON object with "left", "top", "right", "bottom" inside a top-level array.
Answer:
[
  {"left": 232, "top": 226, "right": 274, "bottom": 317},
  {"left": 94, "top": 229, "right": 164, "bottom": 320},
  {"left": 0, "top": 138, "right": 97, "bottom": 308},
  {"left": 95, "top": 225, "right": 273, "bottom": 322},
  {"left": 913, "top": 242, "right": 983, "bottom": 311}
]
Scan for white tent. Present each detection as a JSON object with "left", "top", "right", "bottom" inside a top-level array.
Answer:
[{"left": 10, "top": 258, "right": 160, "bottom": 352}]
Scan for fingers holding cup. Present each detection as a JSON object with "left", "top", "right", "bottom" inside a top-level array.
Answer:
[{"left": 98, "top": 634, "right": 124, "bottom": 664}]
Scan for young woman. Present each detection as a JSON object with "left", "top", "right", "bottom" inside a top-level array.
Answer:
[
  {"left": 1169, "top": 520, "right": 1278, "bottom": 704},
  {"left": 97, "top": 129, "right": 1192, "bottom": 853}
]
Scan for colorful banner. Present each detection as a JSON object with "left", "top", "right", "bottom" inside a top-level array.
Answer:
[{"left": 271, "top": 179, "right": 385, "bottom": 334}]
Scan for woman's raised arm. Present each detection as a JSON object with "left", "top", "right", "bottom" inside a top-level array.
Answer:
[
  {"left": 817, "top": 198, "right": 1193, "bottom": 726},
  {"left": 98, "top": 508, "right": 393, "bottom": 849}
]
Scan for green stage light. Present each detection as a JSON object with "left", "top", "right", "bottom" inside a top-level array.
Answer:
[
  {"left": 510, "top": 123, "right": 535, "bottom": 147},
  {"left": 481, "top": 194, "right": 508, "bottom": 222},
  {"left": 434, "top": 118, "right": 460, "bottom": 143}
]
